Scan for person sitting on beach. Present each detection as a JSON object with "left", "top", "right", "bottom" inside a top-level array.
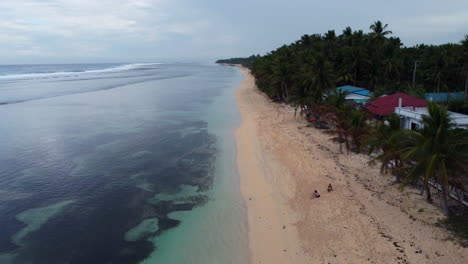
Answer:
[
  {"left": 314, "top": 190, "right": 320, "bottom": 198},
  {"left": 327, "top": 184, "right": 333, "bottom": 192}
]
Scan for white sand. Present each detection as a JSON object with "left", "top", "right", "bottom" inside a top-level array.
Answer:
[{"left": 234, "top": 66, "right": 468, "bottom": 264}]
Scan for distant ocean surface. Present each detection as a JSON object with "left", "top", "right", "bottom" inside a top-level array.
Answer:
[{"left": 0, "top": 63, "right": 249, "bottom": 263}]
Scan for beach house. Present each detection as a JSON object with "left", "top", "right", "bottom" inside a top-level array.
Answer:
[
  {"left": 366, "top": 93, "right": 427, "bottom": 117},
  {"left": 366, "top": 92, "right": 468, "bottom": 130},
  {"left": 395, "top": 105, "right": 468, "bottom": 130},
  {"left": 336, "top": 85, "right": 372, "bottom": 103}
]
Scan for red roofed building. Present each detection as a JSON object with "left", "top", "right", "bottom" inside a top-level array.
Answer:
[{"left": 366, "top": 93, "right": 427, "bottom": 116}]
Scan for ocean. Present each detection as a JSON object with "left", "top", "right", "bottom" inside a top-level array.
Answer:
[{"left": 0, "top": 63, "right": 249, "bottom": 264}]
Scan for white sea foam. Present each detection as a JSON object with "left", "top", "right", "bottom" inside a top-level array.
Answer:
[{"left": 0, "top": 63, "right": 163, "bottom": 81}]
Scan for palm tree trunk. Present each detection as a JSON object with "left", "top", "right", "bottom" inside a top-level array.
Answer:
[
  {"left": 395, "top": 159, "right": 402, "bottom": 183},
  {"left": 338, "top": 132, "right": 343, "bottom": 153},
  {"left": 344, "top": 134, "right": 350, "bottom": 155},
  {"left": 425, "top": 182, "right": 433, "bottom": 203},
  {"left": 280, "top": 83, "right": 285, "bottom": 101},
  {"left": 440, "top": 180, "right": 450, "bottom": 216},
  {"left": 282, "top": 82, "right": 289, "bottom": 102}
]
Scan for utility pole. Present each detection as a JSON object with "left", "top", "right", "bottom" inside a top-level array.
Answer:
[
  {"left": 465, "top": 73, "right": 468, "bottom": 104},
  {"left": 465, "top": 62, "right": 468, "bottom": 104},
  {"left": 412, "top": 61, "right": 422, "bottom": 89}
]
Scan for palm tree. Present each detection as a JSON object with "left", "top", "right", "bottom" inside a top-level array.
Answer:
[
  {"left": 461, "top": 35, "right": 468, "bottom": 47},
  {"left": 340, "top": 33, "right": 369, "bottom": 86},
  {"left": 290, "top": 64, "right": 318, "bottom": 116},
  {"left": 427, "top": 49, "right": 449, "bottom": 93},
  {"left": 333, "top": 104, "right": 352, "bottom": 154},
  {"left": 349, "top": 110, "right": 369, "bottom": 152},
  {"left": 324, "top": 30, "right": 337, "bottom": 42},
  {"left": 306, "top": 54, "right": 337, "bottom": 103},
  {"left": 325, "top": 90, "right": 350, "bottom": 153},
  {"left": 298, "top": 34, "right": 312, "bottom": 47},
  {"left": 368, "top": 114, "right": 405, "bottom": 182},
  {"left": 326, "top": 89, "right": 348, "bottom": 109},
  {"left": 369, "top": 21, "right": 392, "bottom": 38},
  {"left": 381, "top": 41, "right": 403, "bottom": 91},
  {"left": 271, "top": 47, "right": 293, "bottom": 101},
  {"left": 342, "top": 26, "right": 353, "bottom": 38},
  {"left": 399, "top": 103, "right": 468, "bottom": 216}
]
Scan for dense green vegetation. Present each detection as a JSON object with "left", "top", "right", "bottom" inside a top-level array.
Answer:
[
  {"left": 216, "top": 55, "right": 260, "bottom": 68},
  {"left": 323, "top": 89, "right": 468, "bottom": 210},
  {"left": 324, "top": 92, "right": 468, "bottom": 217},
  {"left": 218, "top": 22, "right": 468, "bottom": 219},
  {"left": 219, "top": 22, "right": 468, "bottom": 106}
]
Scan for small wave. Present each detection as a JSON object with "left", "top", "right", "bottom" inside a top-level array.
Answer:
[
  {"left": 0, "top": 63, "right": 163, "bottom": 81},
  {"left": 0, "top": 73, "right": 190, "bottom": 105}
]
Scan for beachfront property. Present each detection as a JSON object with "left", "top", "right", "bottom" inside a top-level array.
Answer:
[
  {"left": 425, "top": 92, "right": 465, "bottom": 103},
  {"left": 366, "top": 92, "right": 427, "bottom": 117},
  {"left": 395, "top": 106, "right": 468, "bottom": 130},
  {"left": 336, "top": 85, "right": 372, "bottom": 103},
  {"left": 366, "top": 92, "right": 468, "bottom": 129}
]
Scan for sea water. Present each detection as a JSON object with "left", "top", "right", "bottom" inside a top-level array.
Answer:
[{"left": 0, "top": 63, "right": 249, "bottom": 264}]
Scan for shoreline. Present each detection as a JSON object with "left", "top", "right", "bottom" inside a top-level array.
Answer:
[
  {"left": 234, "top": 66, "right": 468, "bottom": 263},
  {"left": 235, "top": 67, "right": 308, "bottom": 263}
]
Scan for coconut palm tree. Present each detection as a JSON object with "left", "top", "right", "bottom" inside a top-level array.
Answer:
[
  {"left": 461, "top": 35, "right": 468, "bottom": 47},
  {"left": 271, "top": 49, "right": 292, "bottom": 101},
  {"left": 324, "top": 30, "right": 337, "bottom": 42},
  {"left": 298, "top": 34, "right": 312, "bottom": 48},
  {"left": 332, "top": 104, "right": 352, "bottom": 154},
  {"left": 368, "top": 114, "right": 405, "bottom": 182},
  {"left": 427, "top": 49, "right": 449, "bottom": 93},
  {"left": 306, "top": 55, "right": 337, "bottom": 103},
  {"left": 399, "top": 102, "right": 468, "bottom": 216},
  {"left": 369, "top": 21, "right": 392, "bottom": 38},
  {"left": 342, "top": 26, "right": 353, "bottom": 38},
  {"left": 348, "top": 110, "right": 369, "bottom": 152},
  {"left": 326, "top": 89, "right": 348, "bottom": 109},
  {"left": 341, "top": 41, "right": 369, "bottom": 86}
]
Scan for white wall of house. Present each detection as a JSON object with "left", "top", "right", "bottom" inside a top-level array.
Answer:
[{"left": 395, "top": 107, "right": 468, "bottom": 130}]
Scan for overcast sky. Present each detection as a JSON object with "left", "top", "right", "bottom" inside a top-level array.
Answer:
[{"left": 1, "top": 0, "right": 467, "bottom": 64}]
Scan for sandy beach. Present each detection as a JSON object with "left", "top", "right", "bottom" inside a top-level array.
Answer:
[{"left": 235, "top": 66, "right": 468, "bottom": 264}]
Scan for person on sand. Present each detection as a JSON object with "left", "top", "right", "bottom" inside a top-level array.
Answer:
[
  {"left": 313, "top": 190, "right": 320, "bottom": 198},
  {"left": 327, "top": 184, "right": 333, "bottom": 192}
]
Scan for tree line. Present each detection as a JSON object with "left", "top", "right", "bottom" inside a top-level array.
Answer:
[
  {"left": 216, "top": 55, "right": 260, "bottom": 68},
  {"left": 218, "top": 21, "right": 468, "bottom": 106},
  {"left": 217, "top": 22, "right": 468, "bottom": 221}
]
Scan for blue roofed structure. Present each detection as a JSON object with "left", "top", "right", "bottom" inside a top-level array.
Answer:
[
  {"left": 351, "top": 89, "right": 372, "bottom": 97},
  {"left": 425, "top": 92, "right": 464, "bottom": 102}
]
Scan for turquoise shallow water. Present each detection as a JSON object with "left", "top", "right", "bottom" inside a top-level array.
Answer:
[
  {"left": 139, "top": 65, "right": 249, "bottom": 264},
  {"left": 143, "top": 68, "right": 249, "bottom": 264},
  {"left": 0, "top": 63, "right": 249, "bottom": 263}
]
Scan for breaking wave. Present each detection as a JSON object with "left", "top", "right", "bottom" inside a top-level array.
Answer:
[{"left": 0, "top": 63, "right": 163, "bottom": 81}]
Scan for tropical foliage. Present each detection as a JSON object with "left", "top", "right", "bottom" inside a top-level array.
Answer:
[
  {"left": 396, "top": 103, "right": 468, "bottom": 215},
  {"left": 219, "top": 22, "right": 467, "bottom": 108},
  {"left": 218, "top": 22, "right": 468, "bottom": 217},
  {"left": 216, "top": 55, "right": 260, "bottom": 68}
]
